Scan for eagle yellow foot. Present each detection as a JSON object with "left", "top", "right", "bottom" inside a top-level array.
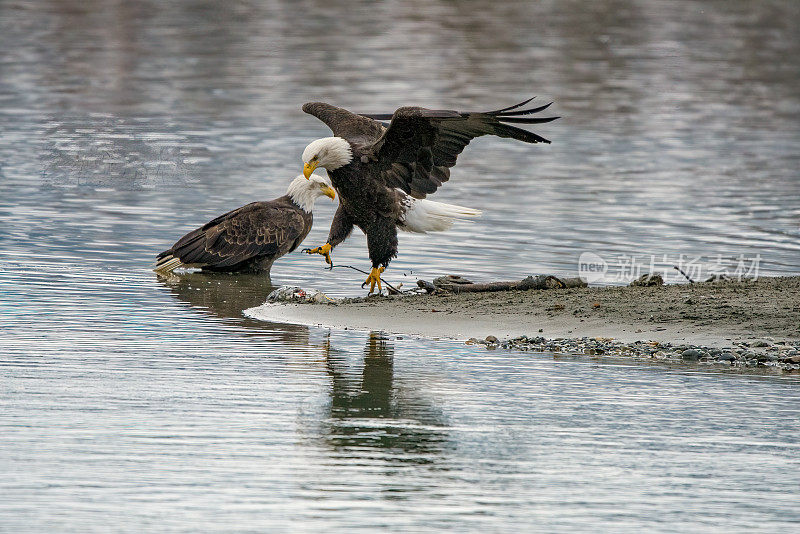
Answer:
[
  {"left": 303, "top": 243, "right": 333, "bottom": 266},
  {"left": 362, "top": 267, "right": 385, "bottom": 294}
]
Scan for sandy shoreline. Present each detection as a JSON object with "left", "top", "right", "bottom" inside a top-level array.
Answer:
[
  {"left": 246, "top": 276, "right": 800, "bottom": 370},
  {"left": 248, "top": 276, "right": 799, "bottom": 343}
]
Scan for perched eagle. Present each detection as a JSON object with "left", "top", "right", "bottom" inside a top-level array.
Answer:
[
  {"left": 154, "top": 174, "right": 336, "bottom": 274},
  {"left": 300, "top": 98, "right": 558, "bottom": 293}
]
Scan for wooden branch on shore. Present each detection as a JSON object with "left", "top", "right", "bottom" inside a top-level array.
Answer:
[{"left": 418, "top": 274, "right": 587, "bottom": 294}]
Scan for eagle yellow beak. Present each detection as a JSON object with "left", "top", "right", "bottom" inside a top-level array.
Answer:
[
  {"left": 303, "top": 160, "right": 318, "bottom": 179},
  {"left": 322, "top": 185, "right": 336, "bottom": 200}
]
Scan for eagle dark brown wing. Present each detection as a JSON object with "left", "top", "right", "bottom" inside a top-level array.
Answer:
[
  {"left": 302, "top": 102, "right": 386, "bottom": 148},
  {"left": 362, "top": 98, "right": 558, "bottom": 198},
  {"left": 155, "top": 197, "right": 311, "bottom": 272}
]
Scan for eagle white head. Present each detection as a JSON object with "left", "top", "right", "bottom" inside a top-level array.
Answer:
[
  {"left": 302, "top": 137, "right": 353, "bottom": 178},
  {"left": 287, "top": 174, "right": 336, "bottom": 212}
]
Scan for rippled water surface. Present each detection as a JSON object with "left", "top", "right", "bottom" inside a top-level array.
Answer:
[{"left": 2, "top": 1, "right": 799, "bottom": 531}]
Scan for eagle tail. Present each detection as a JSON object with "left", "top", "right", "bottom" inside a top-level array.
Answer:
[
  {"left": 153, "top": 252, "right": 185, "bottom": 273},
  {"left": 400, "top": 196, "right": 481, "bottom": 234}
]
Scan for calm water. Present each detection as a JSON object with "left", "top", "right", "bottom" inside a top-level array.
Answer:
[{"left": 1, "top": 0, "right": 799, "bottom": 531}]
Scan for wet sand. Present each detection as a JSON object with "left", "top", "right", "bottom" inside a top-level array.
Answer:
[{"left": 247, "top": 276, "right": 800, "bottom": 348}]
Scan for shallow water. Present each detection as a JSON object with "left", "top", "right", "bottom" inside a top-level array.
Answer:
[{"left": 1, "top": 0, "right": 799, "bottom": 531}]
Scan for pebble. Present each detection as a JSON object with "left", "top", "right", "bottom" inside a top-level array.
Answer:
[
  {"left": 681, "top": 349, "right": 703, "bottom": 361},
  {"left": 629, "top": 273, "right": 664, "bottom": 287},
  {"left": 497, "top": 335, "right": 800, "bottom": 371}
]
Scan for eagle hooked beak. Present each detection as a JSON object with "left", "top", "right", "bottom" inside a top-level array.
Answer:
[
  {"left": 303, "top": 160, "right": 318, "bottom": 179},
  {"left": 322, "top": 185, "right": 336, "bottom": 200}
]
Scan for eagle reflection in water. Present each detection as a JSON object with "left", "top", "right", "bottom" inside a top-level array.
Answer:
[
  {"left": 154, "top": 271, "right": 309, "bottom": 344},
  {"left": 321, "top": 333, "right": 450, "bottom": 460},
  {"left": 156, "top": 273, "right": 449, "bottom": 459}
]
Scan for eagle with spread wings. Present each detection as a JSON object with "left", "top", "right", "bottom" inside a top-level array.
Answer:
[{"left": 300, "top": 98, "right": 558, "bottom": 293}]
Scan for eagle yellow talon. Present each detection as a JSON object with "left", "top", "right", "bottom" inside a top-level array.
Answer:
[
  {"left": 362, "top": 266, "right": 385, "bottom": 294},
  {"left": 304, "top": 243, "right": 333, "bottom": 266}
]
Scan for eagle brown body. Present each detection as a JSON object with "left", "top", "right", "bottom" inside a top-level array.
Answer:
[
  {"left": 155, "top": 175, "right": 335, "bottom": 274},
  {"left": 155, "top": 197, "right": 313, "bottom": 273}
]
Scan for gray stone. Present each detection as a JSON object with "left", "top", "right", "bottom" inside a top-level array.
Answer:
[
  {"left": 718, "top": 352, "right": 736, "bottom": 361},
  {"left": 751, "top": 339, "right": 771, "bottom": 347},
  {"left": 266, "top": 286, "right": 335, "bottom": 304},
  {"left": 681, "top": 349, "right": 703, "bottom": 361},
  {"left": 267, "top": 286, "right": 305, "bottom": 302},
  {"left": 630, "top": 273, "right": 664, "bottom": 287}
]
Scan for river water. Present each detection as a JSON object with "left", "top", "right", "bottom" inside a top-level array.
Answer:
[{"left": 1, "top": 1, "right": 799, "bottom": 531}]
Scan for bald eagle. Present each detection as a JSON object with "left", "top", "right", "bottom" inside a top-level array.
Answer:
[
  {"left": 300, "top": 98, "right": 558, "bottom": 293},
  {"left": 154, "top": 174, "right": 336, "bottom": 274}
]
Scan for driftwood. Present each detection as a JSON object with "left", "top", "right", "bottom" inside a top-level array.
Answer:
[
  {"left": 559, "top": 277, "right": 588, "bottom": 288},
  {"left": 419, "top": 274, "right": 587, "bottom": 294}
]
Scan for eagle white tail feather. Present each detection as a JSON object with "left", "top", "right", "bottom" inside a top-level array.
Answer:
[
  {"left": 153, "top": 255, "right": 185, "bottom": 273},
  {"left": 399, "top": 197, "right": 481, "bottom": 234}
]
